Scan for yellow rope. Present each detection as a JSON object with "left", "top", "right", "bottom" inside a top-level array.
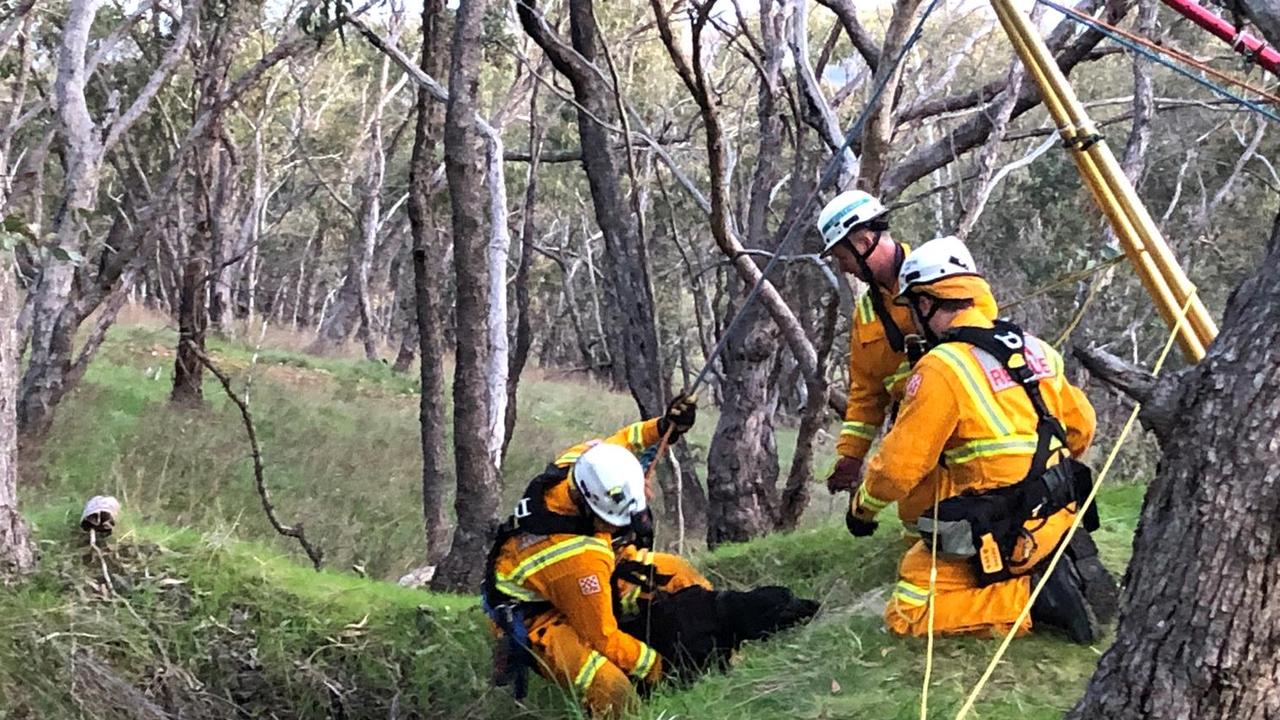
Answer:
[
  {"left": 920, "top": 479, "right": 942, "bottom": 720},
  {"left": 1003, "top": 255, "right": 1126, "bottom": 311},
  {"left": 1054, "top": 268, "right": 1108, "bottom": 349},
  {"left": 953, "top": 295, "right": 1194, "bottom": 720}
]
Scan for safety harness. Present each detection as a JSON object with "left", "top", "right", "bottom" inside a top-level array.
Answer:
[
  {"left": 480, "top": 464, "right": 668, "bottom": 697},
  {"left": 480, "top": 465, "right": 591, "bottom": 698},
  {"left": 916, "top": 319, "right": 1099, "bottom": 586}
]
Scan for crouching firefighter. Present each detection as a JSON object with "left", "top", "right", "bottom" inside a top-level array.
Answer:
[
  {"left": 847, "top": 235, "right": 1117, "bottom": 643},
  {"left": 481, "top": 395, "right": 706, "bottom": 718}
]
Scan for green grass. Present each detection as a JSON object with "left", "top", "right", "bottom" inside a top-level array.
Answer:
[
  {"left": 37, "top": 324, "right": 819, "bottom": 578},
  {"left": 4, "top": 322, "right": 1149, "bottom": 719}
]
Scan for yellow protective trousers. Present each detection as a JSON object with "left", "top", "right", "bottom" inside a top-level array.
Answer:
[
  {"left": 885, "top": 506, "right": 1075, "bottom": 637},
  {"left": 526, "top": 611, "right": 639, "bottom": 719}
]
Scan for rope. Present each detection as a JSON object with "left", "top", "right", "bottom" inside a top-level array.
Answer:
[
  {"left": 1002, "top": 255, "right": 1126, "bottom": 310},
  {"left": 952, "top": 293, "right": 1195, "bottom": 720},
  {"left": 919, "top": 479, "right": 942, "bottom": 720},
  {"left": 1036, "top": 0, "right": 1280, "bottom": 124},
  {"left": 1053, "top": 267, "right": 1108, "bottom": 348},
  {"left": 687, "top": 0, "right": 945, "bottom": 394},
  {"left": 1048, "top": 0, "right": 1280, "bottom": 105}
]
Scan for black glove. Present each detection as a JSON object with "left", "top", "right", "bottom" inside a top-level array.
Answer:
[
  {"left": 658, "top": 392, "right": 698, "bottom": 438},
  {"left": 630, "top": 509, "right": 655, "bottom": 550},
  {"left": 825, "top": 456, "right": 863, "bottom": 494},
  {"left": 845, "top": 507, "right": 878, "bottom": 537}
]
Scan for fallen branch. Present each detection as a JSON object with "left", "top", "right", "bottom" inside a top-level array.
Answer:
[{"left": 182, "top": 340, "right": 324, "bottom": 570}]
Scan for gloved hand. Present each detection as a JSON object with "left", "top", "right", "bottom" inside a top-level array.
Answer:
[
  {"left": 630, "top": 509, "right": 655, "bottom": 550},
  {"left": 659, "top": 392, "right": 698, "bottom": 438},
  {"left": 845, "top": 503, "right": 879, "bottom": 537},
  {"left": 825, "top": 456, "right": 863, "bottom": 494}
]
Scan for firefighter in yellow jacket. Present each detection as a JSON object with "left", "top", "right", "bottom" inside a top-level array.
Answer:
[
  {"left": 848, "top": 236, "right": 1103, "bottom": 643},
  {"left": 483, "top": 396, "right": 708, "bottom": 718},
  {"left": 816, "top": 191, "right": 945, "bottom": 529}
]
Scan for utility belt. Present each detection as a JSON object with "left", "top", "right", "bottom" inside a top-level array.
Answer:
[
  {"left": 916, "top": 457, "right": 1099, "bottom": 586},
  {"left": 482, "top": 593, "right": 552, "bottom": 699}
]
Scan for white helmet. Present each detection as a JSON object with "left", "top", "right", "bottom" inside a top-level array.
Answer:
[
  {"left": 817, "top": 190, "right": 888, "bottom": 254},
  {"left": 895, "top": 235, "right": 980, "bottom": 297},
  {"left": 572, "top": 443, "right": 646, "bottom": 527}
]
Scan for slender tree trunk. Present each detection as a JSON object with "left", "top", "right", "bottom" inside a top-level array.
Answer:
[
  {"left": 312, "top": 51, "right": 400, "bottom": 355},
  {"left": 504, "top": 85, "right": 541, "bottom": 459},
  {"left": 431, "top": 0, "right": 500, "bottom": 592},
  {"left": 173, "top": 12, "right": 237, "bottom": 406},
  {"left": 517, "top": 0, "right": 667, "bottom": 419},
  {"left": 409, "top": 0, "right": 451, "bottom": 564},
  {"left": 482, "top": 128, "right": 510, "bottom": 471},
  {"left": 170, "top": 210, "right": 211, "bottom": 405},
  {"left": 1068, "top": 210, "right": 1280, "bottom": 719},
  {"left": 0, "top": 248, "right": 35, "bottom": 582}
]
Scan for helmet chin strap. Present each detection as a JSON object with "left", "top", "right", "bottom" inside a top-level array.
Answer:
[
  {"left": 907, "top": 292, "right": 945, "bottom": 346},
  {"left": 850, "top": 230, "right": 909, "bottom": 353}
]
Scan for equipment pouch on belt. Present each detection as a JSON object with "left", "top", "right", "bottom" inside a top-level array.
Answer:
[{"left": 918, "top": 458, "right": 1098, "bottom": 586}]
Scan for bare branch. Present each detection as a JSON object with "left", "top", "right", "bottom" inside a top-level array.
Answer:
[
  {"left": 1072, "top": 344, "right": 1181, "bottom": 438},
  {"left": 786, "top": 0, "right": 855, "bottom": 186},
  {"left": 183, "top": 341, "right": 324, "bottom": 570},
  {"left": 812, "top": 0, "right": 882, "bottom": 70},
  {"left": 102, "top": 0, "right": 201, "bottom": 153}
]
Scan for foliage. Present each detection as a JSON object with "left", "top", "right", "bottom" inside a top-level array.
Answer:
[{"left": 1, "top": 480, "right": 1144, "bottom": 719}]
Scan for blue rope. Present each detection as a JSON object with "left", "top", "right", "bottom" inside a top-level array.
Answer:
[
  {"left": 1036, "top": 0, "right": 1280, "bottom": 124},
  {"left": 688, "top": 0, "right": 946, "bottom": 394}
]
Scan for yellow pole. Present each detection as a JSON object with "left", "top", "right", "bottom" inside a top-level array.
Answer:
[{"left": 988, "top": 0, "right": 1215, "bottom": 359}]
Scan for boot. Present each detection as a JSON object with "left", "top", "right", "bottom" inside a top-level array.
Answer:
[
  {"left": 1066, "top": 532, "right": 1119, "bottom": 625},
  {"left": 1031, "top": 554, "right": 1098, "bottom": 644}
]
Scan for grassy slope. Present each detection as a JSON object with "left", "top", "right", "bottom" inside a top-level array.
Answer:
[{"left": 3, "top": 322, "right": 1146, "bottom": 719}]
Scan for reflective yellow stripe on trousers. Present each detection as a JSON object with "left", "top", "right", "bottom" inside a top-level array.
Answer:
[{"left": 894, "top": 580, "right": 930, "bottom": 608}]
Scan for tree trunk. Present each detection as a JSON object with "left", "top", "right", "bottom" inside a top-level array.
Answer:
[
  {"left": 431, "top": 0, "right": 500, "bottom": 591},
  {"left": 517, "top": 0, "right": 667, "bottom": 418},
  {"left": 1067, "top": 210, "right": 1280, "bottom": 719},
  {"left": 172, "top": 12, "right": 237, "bottom": 406},
  {"left": 170, "top": 210, "right": 210, "bottom": 405},
  {"left": 312, "top": 51, "right": 400, "bottom": 355},
  {"left": 504, "top": 84, "right": 541, "bottom": 459},
  {"left": 706, "top": 301, "right": 781, "bottom": 547},
  {"left": 704, "top": 0, "right": 786, "bottom": 547},
  {"left": 482, "top": 128, "right": 510, "bottom": 471},
  {"left": 409, "top": 0, "right": 451, "bottom": 564},
  {"left": 0, "top": 248, "right": 35, "bottom": 582}
]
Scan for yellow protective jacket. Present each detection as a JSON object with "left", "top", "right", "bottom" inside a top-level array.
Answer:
[
  {"left": 837, "top": 282, "right": 916, "bottom": 461},
  {"left": 856, "top": 307, "right": 1096, "bottom": 517},
  {"left": 491, "top": 419, "right": 664, "bottom": 684}
]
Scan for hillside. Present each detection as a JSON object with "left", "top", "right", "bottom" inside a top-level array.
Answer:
[{"left": 2, "top": 320, "right": 1144, "bottom": 719}]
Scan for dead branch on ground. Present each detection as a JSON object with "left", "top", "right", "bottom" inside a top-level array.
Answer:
[{"left": 182, "top": 340, "right": 324, "bottom": 570}]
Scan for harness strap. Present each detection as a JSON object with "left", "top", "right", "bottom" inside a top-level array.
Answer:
[{"left": 940, "top": 320, "right": 1069, "bottom": 483}]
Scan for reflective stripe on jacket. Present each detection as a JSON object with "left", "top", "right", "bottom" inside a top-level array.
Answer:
[
  {"left": 492, "top": 422, "right": 664, "bottom": 682},
  {"left": 837, "top": 282, "right": 915, "bottom": 460},
  {"left": 857, "top": 306, "right": 1096, "bottom": 514}
]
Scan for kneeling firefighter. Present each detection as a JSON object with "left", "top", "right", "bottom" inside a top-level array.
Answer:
[
  {"left": 481, "top": 396, "right": 711, "bottom": 717},
  {"left": 847, "top": 236, "right": 1115, "bottom": 642}
]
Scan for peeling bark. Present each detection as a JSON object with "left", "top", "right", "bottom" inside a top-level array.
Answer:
[
  {"left": 1068, "top": 210, "right": 1280, "bottom": 719},
  {"left": 0, "top": 248, "right": 35, "bottom": 582}
]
